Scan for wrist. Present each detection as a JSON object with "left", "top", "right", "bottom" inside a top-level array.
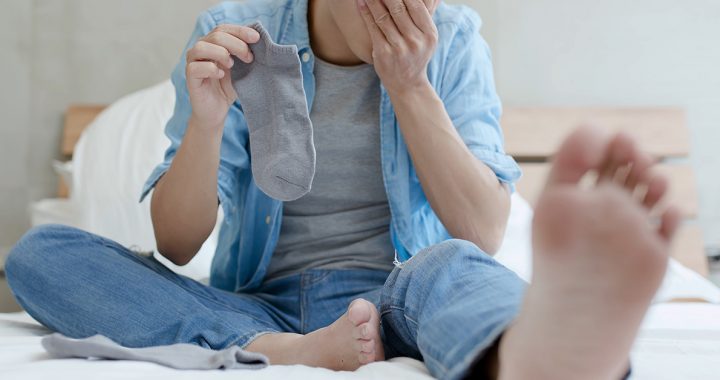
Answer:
[
  {"left": 187, "top": 115, "right": 225, "bottom": 147},
  {"left": 386, "top": 79, "right": 438, "bottom": 106},
  {"left": 189, "top": 114, "right": 225, "bottom": 136}
]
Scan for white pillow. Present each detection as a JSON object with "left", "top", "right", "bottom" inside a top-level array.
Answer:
[
  {"left": 495, "top": 193, "right": 720, "bottom": 303},
  {"left": 72, "top": 80, "right": 218, "bottom": 281},
  {"left": 30, "top": 199, "right": 80, "bottom": 229},
  {"left": 495, "top": 193, "right": 534, "bottom": 282},
  {"left": 52, "top": 160, "right": 74, "bottom": 195}
]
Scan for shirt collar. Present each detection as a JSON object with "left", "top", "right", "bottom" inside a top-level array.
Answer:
[{"left": 280, "top": 0, "right": 311, "bottom": 51}]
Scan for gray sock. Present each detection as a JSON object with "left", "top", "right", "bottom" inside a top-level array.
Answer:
[
  {"left": 231, "top": 21, "right": 315, "bottom": 202},
  {"left": 41, "top": 333, "right": 269, "bottom": 370}
]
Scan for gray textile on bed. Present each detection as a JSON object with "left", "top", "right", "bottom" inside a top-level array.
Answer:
[{"left": 41, "top": 333, "right": 269, "bottom": 370}]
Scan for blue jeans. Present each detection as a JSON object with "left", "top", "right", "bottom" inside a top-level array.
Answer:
[{"left": 5, "top": 224, "right": 526, "bottom": 380}]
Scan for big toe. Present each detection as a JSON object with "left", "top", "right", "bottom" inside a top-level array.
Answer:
[
  {"left": 347, "top": 299, "right": 374, "bottom": 326},
  {"left": 546, "top": 125, "right": 610, "bottom": 187}
]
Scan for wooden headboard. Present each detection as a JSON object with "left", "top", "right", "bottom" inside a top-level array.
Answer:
[{"left": 60, "top": 105, "right": 708, "bottom": 277}]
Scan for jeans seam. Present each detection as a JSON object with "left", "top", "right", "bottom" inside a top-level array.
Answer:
[
  {"left": 236, "top": 330, "right": 281, "bottom": 351},
  {"left": 382, "top": 305, "right": 419, "bottom": 328},
  {"left": 303, "top": 270, "right": 332, "bottom": 286},
  {"left": 300, "top": 272, "right": 308, "bottom": 334},
  {"left": 424, "top": 351, "right": 451, "bottom": 377}
]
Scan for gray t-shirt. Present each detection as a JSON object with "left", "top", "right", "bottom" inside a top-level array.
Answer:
[{"left": 265, "top": 58, "right": 395, "bottom": 280}]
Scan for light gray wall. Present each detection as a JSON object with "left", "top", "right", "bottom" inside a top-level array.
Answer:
[
  {"left": 0, "top": 0, "right": 219, "bottom": 251},
  {"left": 1, "top": 0, "right": 719, "bottom": 250}
]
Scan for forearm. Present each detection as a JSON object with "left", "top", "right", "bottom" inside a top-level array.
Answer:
[
  {"left": 150, "top": 117, "right": 223, "bottom": 265},
  {"left": 389, "top": 84, "right": 510, "bottom": 254}
]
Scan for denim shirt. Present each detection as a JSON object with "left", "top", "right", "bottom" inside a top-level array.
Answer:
[{"left": 140, "top": 0, "right": 521, "bottom": 293}]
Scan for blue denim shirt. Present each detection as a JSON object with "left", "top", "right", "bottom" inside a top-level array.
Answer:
[{"left": 141, "top": 0, "right": 521, "bottom": 293}]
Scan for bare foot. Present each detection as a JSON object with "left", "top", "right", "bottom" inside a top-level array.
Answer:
[
  {"left": 245, "top": 298, "right": 384, "bottom": 371},
  {"left": 498, "top": 127, "right": 681, "bottom": 380}
]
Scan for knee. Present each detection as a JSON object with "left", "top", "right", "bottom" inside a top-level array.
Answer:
[
  {"left": 5, "top": 224, "right": 84, "bottom": 285},
  {"left": 406, "top": 239, "right": 492, "bottom": 274},
  {"left": 432, "top": 239, "right": 485, "bottom": 257}
]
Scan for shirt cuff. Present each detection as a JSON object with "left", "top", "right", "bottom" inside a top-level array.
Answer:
[
  {"left": 139, "top": 163, "right": 170, "bottom": 203},
  {"left": 139, "top": 163, "right": 237, "bottom": 223},
  {"left": 467, "top": 146, "right": 523, "bottom": 192}
]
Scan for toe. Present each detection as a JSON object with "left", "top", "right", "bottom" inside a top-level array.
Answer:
[
  {"left": 358, "top": 339, "right": 375, "bottom": 354},
  {"left": 643, "top": 173, "right": 669, "bottom": 210},
  {"left": 546, "top": 125, "right": 610, "bottom": 187},
  {"left": 624, "top": 151, "right": 655, "bottom": 190},
  {"left": 354, "top": 322, "right": 372, "bottom": 340},
  {"left": 347, "top": 299, "right": 373, "bottom": 326},
  {"left": 659, "top": 206, "right": 682, "bottom": 243},
  {"left": 597, "top": 133, "right": 636, "bottom": 184},
  {"left": 358, "top": 352, "right": 376, "bottom": 365}
]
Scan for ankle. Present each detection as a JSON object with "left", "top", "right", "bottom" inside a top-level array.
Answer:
[{"left": 245, "top": 332, "right": 305, "bottom": 365}]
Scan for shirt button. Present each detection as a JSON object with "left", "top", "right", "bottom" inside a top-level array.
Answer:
[
  {"left": 265, "top": 216, "right": 271, "bottom": 225},
  {"left": 301, "top": 52, "right": 311, "bottom": 63}
]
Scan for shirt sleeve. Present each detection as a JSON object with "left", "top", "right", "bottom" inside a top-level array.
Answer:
[
  {"left": 139, "top": 11, "right": 250, "bottom": 217},
  {"left": 438, "top": 23, "right": 522, "bottom": 188}
]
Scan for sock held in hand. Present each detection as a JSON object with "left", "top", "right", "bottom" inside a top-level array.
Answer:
[{"left": 231, "top": 21, "right": 315, "bottom": 202}]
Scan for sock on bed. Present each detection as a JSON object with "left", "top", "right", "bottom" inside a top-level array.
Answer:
[
  {"left": 41, "top": 333, "right": 269, "bottom": 370},
  {"left": 231, "top": 21, "right": 315, "bottom": 202}
]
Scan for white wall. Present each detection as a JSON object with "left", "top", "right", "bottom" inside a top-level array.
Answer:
[{"left": 1, "top": 0, "right": 719, "bottom": 249}]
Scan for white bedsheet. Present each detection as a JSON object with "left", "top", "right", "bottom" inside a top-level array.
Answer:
[
  {"left": 2, "top": 303, "right": 720, "bottom": 380},
  {"left": 0, "top": 312, "right": 431, "bottom": 380}
]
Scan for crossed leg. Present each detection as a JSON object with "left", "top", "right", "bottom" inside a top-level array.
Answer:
[{"left": 248, "top": 126, "right": 680, "bottom": 379}]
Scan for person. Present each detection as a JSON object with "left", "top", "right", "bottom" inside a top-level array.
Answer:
[{"left": 5, "top": 0, "right": 680, "bottom": 379}]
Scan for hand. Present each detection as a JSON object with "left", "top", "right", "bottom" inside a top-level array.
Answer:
[
  {"left": 358, "top": 0, "right": 439, "bottom": 95},
  {"left": 186, "top": 25, "right": 260, "bottom": 129}
]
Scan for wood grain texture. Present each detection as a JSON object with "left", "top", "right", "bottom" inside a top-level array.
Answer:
[
  {"left": 502, "top": 107, "right": 689, "bottom": 159},
  {"left": 58, "top": 105, "right": 106, "bottom": 198},
  {"left": 61, "top": 105, "right": 107, "bottom": 157},
  {"left": 672, "top": 226, "right": 709, "bottom": 277},
  {"left": 515, "top": 163, "right": 708, "bottom": 276}
]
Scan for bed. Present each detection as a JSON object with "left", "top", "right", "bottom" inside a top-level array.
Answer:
[{"left": 2, "top": 81, "right": 719, "bottom": 379}]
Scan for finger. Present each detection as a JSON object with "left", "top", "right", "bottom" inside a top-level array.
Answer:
[
  {"left": 187, "top": 41, "right": 233, "bottom": 69},
  {"left": 214, "top": 24, "right": 260, "bottom": 44},
  {"left": 187, "top": 61, "right": 225, "bottom": 86},
  {"left": 204, "top": 31, "right": 254, "bottom": 63},
  {"left": 220, "top": 67, "right": 237, "bottom": 100},
  {"left": 358, "top": 0, "right": 389, "bottom": 45},
  {"left": 364, "top": 0, "right": 403, "bottom": 46},
  {"left": 405, "top": 0, "right": 436, "bottom": 35},
  {"left": 423, "top": 0, "right": 439, "bottom": 13},
  {"left": 383, "top": 0, "right": 417, "bottom": 36}
]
